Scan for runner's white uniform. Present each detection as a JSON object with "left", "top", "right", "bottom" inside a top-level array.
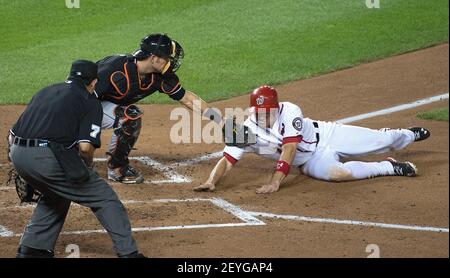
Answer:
[{"left": 223, "top": 102, "right": 416, "bottom": 181}]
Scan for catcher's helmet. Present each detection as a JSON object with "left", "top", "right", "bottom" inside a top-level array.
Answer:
[
  {"left": 250, "top": 85, "right": 279, "bottom": 111},
  {"left": 133, "top": 33, "right": 184, "bottom": 73}
]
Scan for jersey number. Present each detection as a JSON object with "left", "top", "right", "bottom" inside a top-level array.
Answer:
[{"left": 90, "top": 124, "right": 100, "bottom": 138}]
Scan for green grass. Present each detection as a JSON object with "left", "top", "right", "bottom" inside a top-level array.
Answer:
[
  {"left": 0, "top": 0, "right": 448, "bottom": 104},
  {"left": 417, "top": 107, "right": 449, "bottom": 121}
]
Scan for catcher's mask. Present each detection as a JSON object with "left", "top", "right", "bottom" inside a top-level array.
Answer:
[
  {"left": 250, "top": 85, "right": 279, "bottom": 128},
  {"left": 133, "top": 33, "right": 184, "bottom": 75}
]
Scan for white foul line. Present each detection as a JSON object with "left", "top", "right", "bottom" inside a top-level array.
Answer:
[
  {"left": 0, "top": 225, "right": 14, "bottom": 237},
  {"left": 171, "top": 152, "right": 223, "bottom": 167},
  {"left": 1, "top": 198, "right": 265, "bottom": 237},
  {"left": 94, "top": 156, "right": 191, "bottom": 184},
  {"left": 248, "top": 211, "right": 449, "bottom": 233},
  {"left": 336, "top": 93, "right": 449, "bottom": 124},
  {"left": 2, "top": 197, "right": 447, "bottom": 235},
  {"left": 9, "top": 222, "right": 264, "bottom": 238},
  {"left": 136, "top": 157, "right": 191, "bottom": 183},
  {"left": 0, "top": 198, "right": 213, "bottom": 211},
  {"left": 210, "top": 197, "right": 265, "bottom": 225},
  {"left": 60, "top": 223, "right": 262, "bottom": 236}
]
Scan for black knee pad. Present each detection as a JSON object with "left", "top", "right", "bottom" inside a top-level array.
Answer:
[
  {"left": 121, "top": 117, "right": 142, "bottom": 137},
  {"left": 109, "top": 105, "right": 143, "bottom": 168},
  {"left": 113, "top": 104, "right": 143, "bottom": 138},
  {"left": 113, "top": 105, "right": 143, "bottom": 129}
]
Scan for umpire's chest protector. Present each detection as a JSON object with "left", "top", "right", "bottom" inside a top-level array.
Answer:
[{"left": 96, "top": 55, "right": 164, "bottom": 106}]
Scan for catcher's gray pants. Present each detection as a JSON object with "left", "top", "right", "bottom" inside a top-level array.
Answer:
[{"left": 10, "top": 144, "right": 138, "bottom": 256}]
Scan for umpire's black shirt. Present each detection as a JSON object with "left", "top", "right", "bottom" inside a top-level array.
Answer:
[{"left": 11, "top": 78, "right": 102, "bottom": 148}]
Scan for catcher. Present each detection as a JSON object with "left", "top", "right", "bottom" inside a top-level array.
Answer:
[
  {"left": 194, "top": 85, "right": 431, "bottom": 194},
  {"left": 96, "top": 33, "right": 221, "bottom": 184}
]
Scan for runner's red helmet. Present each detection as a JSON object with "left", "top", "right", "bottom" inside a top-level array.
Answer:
[{"left": 250, "top": 85, "right": 279, "bottom": 111}]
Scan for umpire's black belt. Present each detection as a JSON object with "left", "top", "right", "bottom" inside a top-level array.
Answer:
[{"left": 13, "top": 137, "right": 49, "bottom": 147}]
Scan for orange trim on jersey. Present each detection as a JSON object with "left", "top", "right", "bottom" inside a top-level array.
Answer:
[
  {"left": 160, "top": 80, "right": 180, "bottom": 94},
  {"left": 282, "top": 135, "right": 302, "bottom": 145},
  {"left": 110, "top": 62, "right": 155, "bottom": 100},
  {"left": 110, "top": 71, "right": 129, "bottom": 97},
  {"left": 109, "top": 62, "right": 131, "bottom": 100},
  {"left": 223, "top": 152, "right": 238, "bottom": 165},
  {"left": 138, "top": 73, "right": 154, "bottom": 90}
]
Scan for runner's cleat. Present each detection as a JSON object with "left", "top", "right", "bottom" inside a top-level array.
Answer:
[
  {"left": 386, "top": 157, "right": 418, "bottom": 177},
  {"left": 408, "top": 127, "right": 430, "bottom": 142}
]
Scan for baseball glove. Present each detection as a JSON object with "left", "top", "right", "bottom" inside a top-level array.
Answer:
[
  {"left": 7, "top": 168, "right": 41, "bottom": 204},
  {"left": 222, "top": 117, "right": 256, "bottom": 148}
]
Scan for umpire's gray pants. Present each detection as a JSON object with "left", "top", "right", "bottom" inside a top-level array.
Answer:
[{"left": 10, "top": 144, "right": 138, "bottom": 256}]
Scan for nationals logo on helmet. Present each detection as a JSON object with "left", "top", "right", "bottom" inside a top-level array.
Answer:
[{"left": 256, "top": 96, "right": 265, "bottom": 106}]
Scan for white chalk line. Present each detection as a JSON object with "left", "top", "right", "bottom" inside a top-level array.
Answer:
[
  {"left": 10, "top": 222, "right": 264, "bottom": 238},
  {"left": 2, "top": 197, "right": 447, "bottom": 236},
  {"left": 249, "top": 212, "right": 449, "bottom": 233},
  {"left": 170, "top": 152, "right": 223, "bottom": 167},
  {"left": 137, "top": 157, "right": 191, "bottom": 183},
  {"left": 1, "top": 155, "right": 192, "bottom": 188},
  {"left": 0, "top": 198, "right": 265, "bottom": 237},
  {"left": 336, "top": 93, "right": 449, "bottom": 124},
  {"left": 210, "top": 197, "right": 265, "bottom": 224},
  {"left": 94, "top": 156, "right": 191, "bottom": 184},
  {"left": 0, "top": 225, "right": 14, "bottom": 237},
  {"left": 0, "top": 198, "right": 213, "bottom": 211}
]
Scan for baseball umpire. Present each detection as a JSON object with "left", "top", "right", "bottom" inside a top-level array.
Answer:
[
  {"left": 8, "top": 60, "right": 144, "bottom": 258},
  {"left": 96, "top": 33, "right": 221, "bottom": 184}
]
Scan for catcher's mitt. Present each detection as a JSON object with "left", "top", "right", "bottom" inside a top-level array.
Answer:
[
  {"left": 222, "top": 117, "right": 256, "bottom": 148},
  {"left": 7, "top": 168, "right": 41, "bottom": 204}
]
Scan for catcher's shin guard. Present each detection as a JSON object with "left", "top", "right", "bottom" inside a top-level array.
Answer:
[{"left": 108, "top": 105, "right": 143, "bottom": 168}]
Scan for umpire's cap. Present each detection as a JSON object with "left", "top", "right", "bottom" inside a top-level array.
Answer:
[{"left": 69, "top": 60, "right": 98, "bottom": 85}]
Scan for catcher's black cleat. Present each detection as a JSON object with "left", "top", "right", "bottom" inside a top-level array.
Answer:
[
  {"left": 16, "top": 245, "right": 54, "bottom": 258},
  {"left": 386, "top": 157, "right": 417, "bottom": 177},
  {"left": 118, "top": 251, "right": 147, "bottom": 258},
  {"left": 408, "top": 127, "right": 430, "bottom": 142},
  {"left": 108, "top": 165, "right": 144, "bottom": 184}
]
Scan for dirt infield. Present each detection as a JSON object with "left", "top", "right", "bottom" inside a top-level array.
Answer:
[{"left": 0, "top": 44, "right": 448, "bottom": 258}]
